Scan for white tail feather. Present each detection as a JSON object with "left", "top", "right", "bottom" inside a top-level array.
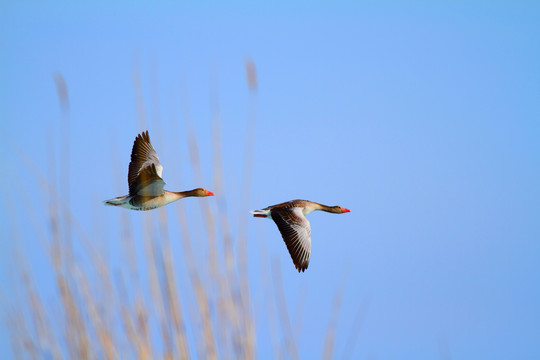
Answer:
[
  {"left": 250, "top": 209, "right": 271, "bottom": 218},
  {"left": 103, "top": 195, "right": 129, "bottom": 207}
]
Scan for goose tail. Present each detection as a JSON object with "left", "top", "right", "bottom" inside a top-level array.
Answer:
[
  {"left": 250, "top": 209, "right": 271, "bottom": 218},
  {"left": 104, "top": 195, "right": 130, "bottom": 207}
]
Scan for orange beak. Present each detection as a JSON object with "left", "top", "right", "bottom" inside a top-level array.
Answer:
[
  {"left": 206, "top": 190, "right": 215, "bottom": 196},
  {"left": 342, "top": 208, "right": 351, "bottom": 213}
]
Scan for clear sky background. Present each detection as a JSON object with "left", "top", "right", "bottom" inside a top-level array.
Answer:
[{"left": 1, "top": 1, "right": 539, "bottom": 359}]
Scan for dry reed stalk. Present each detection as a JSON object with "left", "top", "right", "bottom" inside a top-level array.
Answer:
[
  {"left": 209, "top": 65, "right": 253, "bottom": 359},
  {"left": 53, "top": 72, "right": 73, "bottom": 261},
  {"left": 135, "top": 299, "right": 152, "bottom": 360},
  {"left": 24, "top": 275, "right": 54, "bottom": 359},
  {"left": 179, "top": 82, "right": 220, "bottom": 265},
  {"left": 2, "top": 190, "right": 41, "bottom": 359},
  {"left": 171, "top": 147, "right": 217, "bottom": 359},
  {"left": 178, "top": 83, "right": 218, "bottom": 358},
  {"left": 13, "top": 307, "right": 38, "bottom": 360},
  {"left": 341, "top": 297, "right": 370, "bottom": 360},
  {"left": 117, "top": 271, "right": 150, "bottom": 360},
  {"left": 245, "top": 58, "right": 258, "bottom": 92},
  {"left": 322, "top": 287, "right": 344, "bottom": 360},
  {"left": 120, "top": 303, "right": 138, "bottom": 356},
  {"left": 45, "top": 134, "right": 91, "bottom": 360},
  {"left": 46, "top": 92, "right": 60, "bottom": 272},
  {"left": 44, "top": 108, "right": 93, "bottom": 359},
  {"left": 272, "top": 258, "right": 299, "bottom": 360},
  {"left": 163, "top": 89, "right": 200, "bottom": 360},
  {"left": 210, "top": 79, "right": 234, "bottom": 274},
  {"left": 256, "top": 224, "right": 281, "bottom": 359},
  {"left": 7, "top": 309, "right": 27, "bottom": 360},
  {"left": 151, "top": 224, "right": 175, "bottom": 358},
  {"left": 56, "top": 272, "right": 91, "bottom": 359},
  {"left": 209, "top": 68, "right": 236, "bottom": 358},
  {"left": 166, "top": 92, "right": 211, "bottom": 359},
  {"left": 292, "top": 283, "right": 307, "bottom": 342},
  {"left": 142, "top": 214, "right": 167, "bottom": 358},
  {"left": 91, "top": 200, "right": 120, "bottom": 354},
  {"left": 18, "top": 258, "right": 62, "bottom": 360},
  {"left": 160, "top": 236, "right": 190, "bottom": 360},
  {"left": 149, "top": 71, "right": 180, "bottom": 359},
  {"left": 73, "top": 266, "right": 118, "bottom": 360},
  {"left": 150, "top": 83, "right": 177, "bottom": 358},
  {"left": 175, "top": 200, "right": 217, "bottom": 360},
  {"left": 236, "top": 58, "right": 259, "bottom": 359}
]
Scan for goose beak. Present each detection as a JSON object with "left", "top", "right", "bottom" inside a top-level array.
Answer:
[
  {"left": 342, "top": 208, "right": 350, "bottom": 213},
  {"left": 205, "top": 190, "right": 215, "bottom": 196}
]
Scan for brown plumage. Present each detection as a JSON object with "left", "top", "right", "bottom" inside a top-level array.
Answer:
[
  {"left": 251, "top": 200, "right": 350, "bottom": 272},
  {"left": 104, "top": 130, "right": 214, "bottom": 210},
  {"left": 128, "top": 131, "right": 163, "bottom": 196}
]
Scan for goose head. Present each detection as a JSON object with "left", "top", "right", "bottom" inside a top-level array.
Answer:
[{"left": 194, "top": 188, "right": 215, "bottom": 197}]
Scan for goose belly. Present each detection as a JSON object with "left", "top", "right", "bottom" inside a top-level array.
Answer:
[{"left": 128, "top": 195, "right": 169, "bottom": 211}]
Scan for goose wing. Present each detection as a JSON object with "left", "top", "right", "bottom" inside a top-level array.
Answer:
[
  {"left": 271, "top": 207, "right": 312, "bottom": 272},
  {"left": 128, "top": 131, "right": 165, "bottom": 196},
  {"left": 130, "top": 163, "right": 166, "bottom": 196}
]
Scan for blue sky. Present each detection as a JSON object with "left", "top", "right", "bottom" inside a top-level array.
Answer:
[{"left": 1, "top": 1, "right": 540, "bottom": 359}]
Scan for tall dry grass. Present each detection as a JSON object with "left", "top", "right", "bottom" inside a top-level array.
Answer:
[{"left": 5, "top": 61, "right": 365, "bottom": 359}]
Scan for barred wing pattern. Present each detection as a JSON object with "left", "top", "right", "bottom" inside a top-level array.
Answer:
[
  {"left": 271, "top": 207, "right": 312, "bottom": 272},
  {"left": 128, "top": 131, "right": 165, "bottom": 196}
]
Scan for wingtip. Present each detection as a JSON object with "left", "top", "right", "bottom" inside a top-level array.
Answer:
[
  {"left": 136, "top": 130, "right": 150, "bottom": 142},
  {"left": 295, "top": 264, "right": 308, "bottom": 273}
]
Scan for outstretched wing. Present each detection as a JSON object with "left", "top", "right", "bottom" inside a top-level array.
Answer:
[
  {"left": 271, "top": 207, "right": 312, "bottom": 272},
  {"left": 128, "top": 131, "right": 165, "bottom": 196}
]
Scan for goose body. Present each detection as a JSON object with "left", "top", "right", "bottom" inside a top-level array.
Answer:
[
  {"left": 104, "top": 131, "right": 214, "bottom": 211},
  {"left": 251, "top": 200, "right": 350, "bottom": 272}
]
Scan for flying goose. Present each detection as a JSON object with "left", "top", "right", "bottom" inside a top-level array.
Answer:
[
  {"left": 251, "top": 200, "right": 350, "bottom": 272},
  {"left": 104, "top": 130, "right": 214, "bottom": 211}
]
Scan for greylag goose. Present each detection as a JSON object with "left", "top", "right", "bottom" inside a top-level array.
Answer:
[
  {"left": 104, "top": 131, "right": 214, "bottom": 211},
  {"left": 251, "top": 200, "right": 350, "bottom": 272}
]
